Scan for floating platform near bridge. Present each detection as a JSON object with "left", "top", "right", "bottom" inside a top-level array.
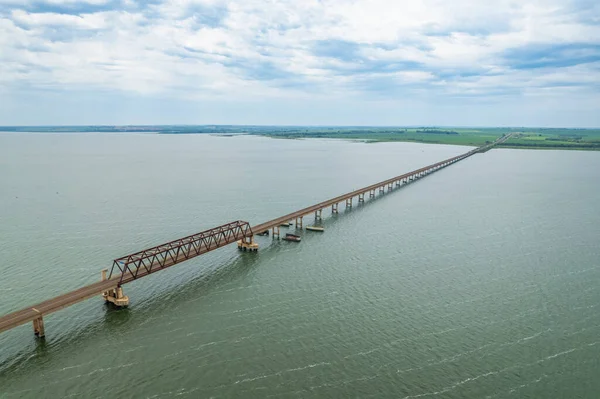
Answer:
[{"left": 283, "top": 233, "right": 302, "bottom": 242}]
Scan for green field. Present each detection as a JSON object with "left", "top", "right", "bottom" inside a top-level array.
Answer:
[
  {"left": 2, "top": 125, "right": 599, "bottom": 150},
  {"left": 500, "top": 130, "right": 600, "bottom": 150},
  {"left": 255, "top": 127, "right": 600, "bottom": 150}
]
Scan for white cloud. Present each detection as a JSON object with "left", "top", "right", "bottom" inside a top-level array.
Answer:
[
  {"left": 0, "top": 0, "right": 599, "bottom": 124},
  {"left": 11, "top": 9, "right": 107, "bottom": 28},
  {"left": 0, "top": 0, "right": 110, "bottom": 5}
]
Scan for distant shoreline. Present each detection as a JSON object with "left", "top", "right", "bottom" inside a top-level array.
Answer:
[
  {"left": 1, "top": 126, "right": 599, "bottom": 150},
  {"left": 252, "top": 128, "right": 600, "bottom": 151},
  {"left": 258, "top": 135, "right": 600, "bottom": 151}
]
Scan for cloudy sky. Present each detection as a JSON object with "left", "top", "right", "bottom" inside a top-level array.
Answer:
[{"left": 1, "top": 0, "right": 599, "bottom": 126}]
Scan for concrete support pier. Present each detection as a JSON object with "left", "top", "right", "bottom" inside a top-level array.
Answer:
[
  {"left": 103, "top": 287, "right": 129, "bottom": 307},
  {"left": 295, "top": 216, "right": 303, "bottom": 229},
  {"left": 346, "top": 198, "right": 352, "bottom": 208},
  {"left": 32, "top": 310, "right": 44, "bottom": 338},
  {"left": 358, "top": 193, "right": 364, "bottom": 203},
  {"left": 101, "top": 270, "right": 130, "bottom": 307},
  {"left": 332, "top": 203, "right": 338, "bottom": 213},
  {"left": 237, "top": 236, "right": 259, "bottom": 252}
]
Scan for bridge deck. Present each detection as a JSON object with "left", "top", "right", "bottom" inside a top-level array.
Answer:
[
  {"left": 0, "top": 135, "right": 510, "bottom": 337},
  {"left": 0, "top": 279, "right": 119, "bottom": 334},
  {"left": 0, "top": 237, "right": 242, "bottom": 334},
  {"left": 252, "top": 152, "right": 469, "bottom": 233}
]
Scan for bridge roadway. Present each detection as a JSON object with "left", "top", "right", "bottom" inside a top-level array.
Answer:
[
  {"left": 253, "top": 150, "right": 468, "bottom": 233},
  {"left": 0, "top": 240, "right": 235, "bottom": 335},
  {"left": 0, "top": 135, "right": 510, "bottom": 338}
]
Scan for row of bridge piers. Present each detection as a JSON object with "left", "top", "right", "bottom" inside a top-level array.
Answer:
[
  {"left": 236, "top": 164, "right": 447, "bottom": 253},
  {"left": 102, "top": 162, "right": 457, "bottom": 311}
]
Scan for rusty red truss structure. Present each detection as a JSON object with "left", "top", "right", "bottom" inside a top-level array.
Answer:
[{"left": 109, "top": 221, "right": 253, "bottom": 285}]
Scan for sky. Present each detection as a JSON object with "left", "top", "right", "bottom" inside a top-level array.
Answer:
[{"left": 0, "top": 0, "right": 599, "bottom": 127}]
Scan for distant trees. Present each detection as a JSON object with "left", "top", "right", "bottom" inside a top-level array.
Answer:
[{"left": 415, "top": 129, "right": 458, "bottom": 135}]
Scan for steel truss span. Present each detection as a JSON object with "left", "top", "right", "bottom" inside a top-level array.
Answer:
[{"left": 110, "top": 221, "right": 253, "bottom": 285}]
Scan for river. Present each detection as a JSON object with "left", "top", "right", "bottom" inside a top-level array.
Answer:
[{"left": 0, "top": 133, "right": 599, "bottom": 398}]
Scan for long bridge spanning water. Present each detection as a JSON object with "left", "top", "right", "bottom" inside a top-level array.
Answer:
[{"left": 0, "top": 136, "right": 510, "bottom": 339}]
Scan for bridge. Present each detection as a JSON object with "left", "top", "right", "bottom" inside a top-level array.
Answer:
[{"left": 0, "top": 135, "right": 510, "bottom": 339}]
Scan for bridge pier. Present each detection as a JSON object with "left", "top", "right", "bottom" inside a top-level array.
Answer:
[
  {"left": 295, "top": 216, "right": 303, "bottom": 229},
  {"left": 103, "top": 287, "right": 129, "bottom": 307},
  {"left": 388, "top": 183, "right": 393, "bottom": 191},
  {"left": 272, "top": 226, "right": 280, "bottom": 239},
  {"left": 101, "top": 270, "right": 129, "bottom": 307},
  {"left": 332, "top": 203, "right": 338, "bottom": 214},
  {"left": 315, "top": 209, "right": 322, "bottom": 220},
  {"left": 370, "top": 190, "right": 375, "bottom": 198},
  {"left": 237, "top": 236, "right": 259, "bottom": 252},
  {"left": 358, "top": 193, "right": 364, "bottom": 203},
  {"left": 32, "top": 310, "right": 45, "bottom": 338},
  {"left": 346, "top": 198, "right": 352, "bottom": 208},
  {"left": 379, "top": 186, "right": 384, "bottom": 194}
]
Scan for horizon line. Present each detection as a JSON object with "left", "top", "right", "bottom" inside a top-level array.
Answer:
[{"left": 1, "top": 125, "right": 599, "bottom": 130}]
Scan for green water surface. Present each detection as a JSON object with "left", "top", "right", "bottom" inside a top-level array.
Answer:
[{"left": 0, "top": 133, "right": 599, "bottom": 398}]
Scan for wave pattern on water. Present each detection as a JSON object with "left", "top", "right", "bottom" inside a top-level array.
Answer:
[{"left": 0, "top": 134, "right": 599, "bottom": 398}]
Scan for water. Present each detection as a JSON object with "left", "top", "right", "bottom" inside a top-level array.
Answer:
[{"left": 0, "top": 133, "right": 599, "bottom": 398}]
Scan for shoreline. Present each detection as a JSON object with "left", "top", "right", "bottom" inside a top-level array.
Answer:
[{"left": 255, "top": 133, "right": 600, "bottom": 151}]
